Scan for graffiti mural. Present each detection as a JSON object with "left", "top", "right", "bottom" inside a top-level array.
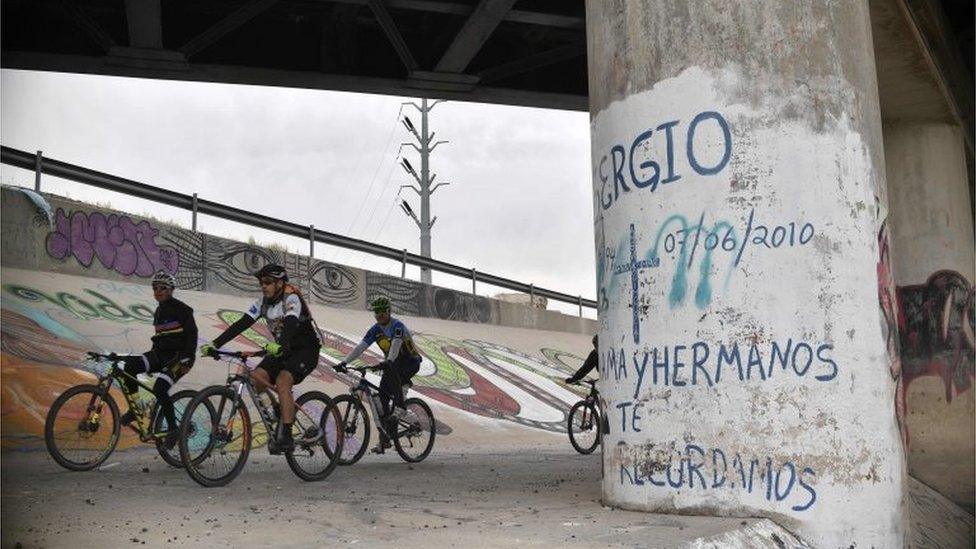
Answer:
[
  {"left": 8, "top": 191, "right": 572, "bottom": 330},
  {"left": 308, "top": 260, "right": 361, "bottom": 308},
  {"left": 431, "top": 289, "right": 492, "bottom": 323},
  {"left": 3, "top": 285, "right": 155, "bottom": 324},
  {"left": 46, "top": 208, "right": 179, "bottom": 277},
  {"left": 898, "top": 271, "right": 975, "bottom": 401},
  {"left": 366, "top": 272, "right": 424, "bottom": 316},
  {"left": 159, "top": 230, "right": 206, "bottom": 290},
  {"left": 365, "top": 272, "right": 493, "bottom": 323},
  {"left": 214, "top": 309, "right": 582, "bottom": 433},
  {"left": 0, "top": 273, "right": 593, "bottom": 451},
  {"left": 205, "top": 238, "right": 282, "bottom": 292}
]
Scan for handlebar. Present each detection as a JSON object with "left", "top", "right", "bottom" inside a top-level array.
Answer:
[
  {"left": 568, "top": 378, "right": 597, "bottom": 387},
  {"left": 208, "top": 350, "right": 267, "bottom": 360},
  {"left": 86, "top": 351, "right": 122, "bottom": 362},
  {"left": 334, "top": 362, "right": 386, "bottom": 375}
]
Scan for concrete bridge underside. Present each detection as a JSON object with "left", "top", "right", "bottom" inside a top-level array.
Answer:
[{"left": 2, "top": 1, "right": 974, "bottom": 546}]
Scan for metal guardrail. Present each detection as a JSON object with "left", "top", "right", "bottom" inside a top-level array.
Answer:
[{"left": 1, "top": 146, "right": 598, "bottom": 313}]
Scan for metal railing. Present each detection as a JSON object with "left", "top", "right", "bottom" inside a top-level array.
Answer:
[{"left": 1, "top": 146, "right": 597, "bottom": 314}]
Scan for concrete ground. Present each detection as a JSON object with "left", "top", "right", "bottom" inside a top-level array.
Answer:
[{"left": 2, "top": 446, "right": 766, "bottom": 549}]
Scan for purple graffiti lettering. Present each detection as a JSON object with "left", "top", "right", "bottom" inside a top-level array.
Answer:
[{"left": 45, "top": 208, "right": 179, "bottom": 278}]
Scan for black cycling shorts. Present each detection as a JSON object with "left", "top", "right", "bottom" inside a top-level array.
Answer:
[{"left": 256, "top": 346, "right": 321, "bottom": 384}]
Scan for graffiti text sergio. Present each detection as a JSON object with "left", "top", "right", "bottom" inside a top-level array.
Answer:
[{"left": 597, "top": 111, "right": 732, "bottom": 211}]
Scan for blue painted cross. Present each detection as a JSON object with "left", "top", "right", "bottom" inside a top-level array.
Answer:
[{"left": 613, "top": 223, "right": 659, "bottom": 344}]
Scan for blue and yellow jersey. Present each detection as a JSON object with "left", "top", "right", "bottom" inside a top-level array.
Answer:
[{"left": 363, "top": 318, "right": 421, "bottom": 359}]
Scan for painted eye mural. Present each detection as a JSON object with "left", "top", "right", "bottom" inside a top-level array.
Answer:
[
  {"left": 159, "top": 231, "right": 206, "bottom": 290},
  {"left": 207, "top": 240, "right": 281, "bottom": 292},
  {"left": 431, "top": 289, "right": 493, "bottom": 323},
  {"left": 365, "top": 272, "right": 424, "bottom": 316},
  {"left": 309, "top": 261, "right": 361, "bottom": 308}
]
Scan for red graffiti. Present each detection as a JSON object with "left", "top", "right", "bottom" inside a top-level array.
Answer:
[
  {"left": 897, "top": 271, "right": 975, "bottom": 401},
  {"left": 46, "top": 208, "right": 179, "bottom": 278}
]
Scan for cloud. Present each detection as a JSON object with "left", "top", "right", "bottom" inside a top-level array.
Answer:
[{"left": 0, "top": 68, "right": 597, "bottom": 302}]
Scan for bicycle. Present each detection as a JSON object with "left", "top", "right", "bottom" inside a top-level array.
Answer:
[
  {"left": 566, "top": 378, "right": 602, "bottom": 455},
  {"left": 178, "top": 350, "right": 343, "bottom": 487},
  {"left": 44, "top": 351, "right": 215, "bottom": 471},
  {"left": 327, "top": 364, "right": 435, "bottom": 465}
]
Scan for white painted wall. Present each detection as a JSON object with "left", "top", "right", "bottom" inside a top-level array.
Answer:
[{"left": 589, "top": 64, "right": 905, "bottom": 546}]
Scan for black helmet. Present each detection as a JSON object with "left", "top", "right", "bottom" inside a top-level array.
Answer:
[{"left": 254, "top": 263, "right": 288, "bottom": 282}]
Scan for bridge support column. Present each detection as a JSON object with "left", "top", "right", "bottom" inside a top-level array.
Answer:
[
  {"left": 883, "top": 121, "right": 975, "bottom": 507},
  {"left": 585, "top": 2, "right": 906, "bottom": 546}
]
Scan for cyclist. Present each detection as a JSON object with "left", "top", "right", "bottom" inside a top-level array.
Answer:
[
  {"left": 334, "top": 296, "right": 422, "bottom": 453},
  {"left": 200, "top": 264, "right": 322, "bottom": 451},
  {"left": 117, "top": 271, "right": 197, "bottom": 449},
  {"left": 565, "top": 334, "right": 599, "bottom": 384}
]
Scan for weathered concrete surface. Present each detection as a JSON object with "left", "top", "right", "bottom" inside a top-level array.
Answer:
[
  {"left": 586, "top": 1, "right": 904, "bottom": 547},
  {"left": 0, "top": 186, "right": 597, "bottom": 335},
  {"left": 884, "top": 121, "right": 975, "bottom": 510},
  {"left": 1, "top": 448, "right": 809, "bottom": 549}
]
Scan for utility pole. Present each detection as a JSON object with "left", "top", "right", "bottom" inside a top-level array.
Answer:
[{"left": 398, "top": 98, "right": 451, "bottom": 285}]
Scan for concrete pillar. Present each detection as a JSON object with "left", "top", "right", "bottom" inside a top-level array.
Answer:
[
  {"left": 884, "top": 121, "right": 975, "bottom": 508},
  {"left": 586, "top": 2, "right": 905, "bottom": 547}
]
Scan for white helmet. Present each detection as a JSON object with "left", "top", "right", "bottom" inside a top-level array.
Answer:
[{"left": 151, "top": 270, "right": 176, "bottom": 289}]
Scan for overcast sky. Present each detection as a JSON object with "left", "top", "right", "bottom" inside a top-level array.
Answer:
[{"left": 0, "top": 69, "right": 596, "bottom": 317}]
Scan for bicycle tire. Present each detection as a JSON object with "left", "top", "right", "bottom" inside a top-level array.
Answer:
[
  {"left": 567, "top": 400, "right": 600, "bottom": 455},
  {"left": 285, "top": 391, "right": 343, "bottom": 481},
  {"left": 45, "top": 384, "right": 121, "bottom": 471},
  {"left": 152, "top": 390, "right": 215, "bottom": 468},
  {"left": 325, "top": 394, "right": 370, "bottom": 466},
  {"left": 179, "top": 385, "right": 252, "bottom": 488},
  {"left": 393, "top": 398, "right": 435, "bottom": 463}
]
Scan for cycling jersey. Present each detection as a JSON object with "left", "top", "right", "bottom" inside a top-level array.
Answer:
[
  {"left": 213, "top": 284, "right": 321, "bottom": 353},
  {"left": 150, "top": 297, "right": 197, "bottom": 359},
  {"left": 343, "top": 318, "right": 421, "bottom": 363}
]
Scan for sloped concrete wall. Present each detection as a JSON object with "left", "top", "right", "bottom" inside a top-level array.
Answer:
[{"left": 0, "top": 186, "right": 596, "bottom": 335}]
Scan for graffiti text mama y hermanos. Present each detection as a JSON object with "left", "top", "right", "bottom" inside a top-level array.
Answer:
[
  {"left": 597, "top": 111, "right": 732, "bottom": 211},
  {"left": 603, "top": 338, "right": 839, "bottom": 399}
]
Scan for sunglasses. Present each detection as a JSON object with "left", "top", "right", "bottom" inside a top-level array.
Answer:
[
  {"left": 152, "top": 284, "right": 172, "bottom": 291},
  {"left": 259, "top": 278, "right": 277, "bottom": 286}
]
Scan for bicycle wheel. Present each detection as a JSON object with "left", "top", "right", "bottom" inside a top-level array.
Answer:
[
  {"left": 179, "top": 385, "right": 252, "bottom": 487},
  {"left": 45, "top": 384, "right": 121, "bottom": 471},
  {"left": 325, "top": 394, "right": 369, "bottom": 466},
  {"left": 285, "top": 391, "right": 343, "bottom": 481},
  {"left": 393, "top": 398, "right": 435, "bottom": 463},
  {"left": 567, "top": 400, "right": 600, "bottom": 455},
  {"left": 152, "top": 390, "right": 216, "bottom": 468}
]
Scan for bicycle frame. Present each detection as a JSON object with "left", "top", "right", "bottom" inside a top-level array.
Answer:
[
  {"left": 88, "top": 353, "right": 169, "bottom": 443},
  {"left": 345, "top": 368, "right": 399, "bottom": 440},
  {"left": 210, "top": 353, "right": 325, "bottom": 452},
  {"left": 574, "top": 379, "right": 602, "bottom": 431}
]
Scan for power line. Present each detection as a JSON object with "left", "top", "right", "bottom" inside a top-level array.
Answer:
[{"left": 335, "top": 103, "right": 404, "bottom": 260}]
